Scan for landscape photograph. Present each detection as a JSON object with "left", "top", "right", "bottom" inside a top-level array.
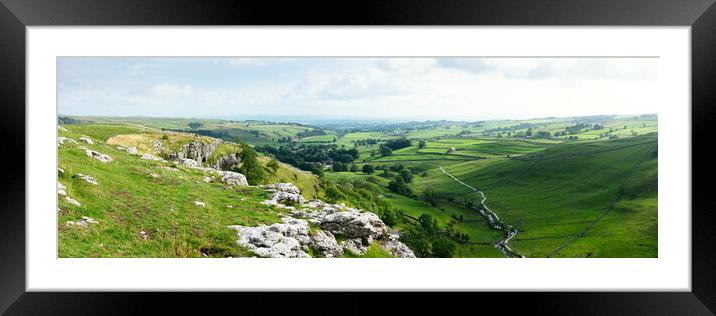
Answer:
[{"left": 56, "top": 57, "right": 658, "bottom": 258}]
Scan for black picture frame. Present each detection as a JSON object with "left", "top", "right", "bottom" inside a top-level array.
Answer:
[{"left": 1, "top": 0, "right": 715, "bottom": 314}]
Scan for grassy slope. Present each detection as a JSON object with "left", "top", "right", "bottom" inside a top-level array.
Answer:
[
  {"left": 58, "top": 124, "right": 319, "bottom": 257},
  {"left": 421, "top": 135, "right": 658, "bottom": 258}
]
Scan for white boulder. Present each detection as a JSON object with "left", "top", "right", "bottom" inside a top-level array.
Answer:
[
  {"left": 84, "top": 148, "right": 113, "bottom": 163},
  {"left": 76, "top": 173, "right": 98, "bottom": 185},
  {"left": 218, "top": 171, "right": 248, "bottom": 187},
  {"left": 79, "top": 136, "right": 94, "bottom": 144},
  {"left": 58, "top": 137, "right": 78, "bottom": 145}
]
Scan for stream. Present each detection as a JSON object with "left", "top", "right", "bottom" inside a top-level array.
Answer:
[{"left": 439, "top": 166, "right": 524, "bottom": 258}]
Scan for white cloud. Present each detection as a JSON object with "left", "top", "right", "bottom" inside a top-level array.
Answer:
[{"left": 149, "top": 83, "right": 193, "bottom": 98}]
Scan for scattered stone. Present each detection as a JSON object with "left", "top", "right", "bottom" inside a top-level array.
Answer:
[
  {"left": 149, "top": 172, "right": 160, "bottom": 179},
  {"left": 76, "top": 173, "right": 98, "bottom": 185},
  {"left": 217, "top": 171, "right": 248, "bottom": 187},
  {"left": 65, "top": 216, "right": 99, "bottom": 228},
  {"left": 140, "top": 153, "right": 165, "bottom": 162},
  {"left": 58, "top": 167, "right": 65, "bottom": 174},
  {"left": 194, "top": 201, "right": 206, "bottom": 208},
  {"left": 226, "top": 205, "right": 233, "bottom": 208},
  {"left": 79, "top": 136, "right": 94, "bottom": 144},
  {"left": 127, "top": 146, "right": 138, "bottom": 155},
  {"left": 57, "top": 182, "right": 67, "bottom": 196},
  {"left": 58, "top": 125, "right": 68, "bottom": 131},
  {"left": 138, "top": 230, "right": 150, "bottom": 240},
  {"left": 58, "top": 137, "right": 78, "bottom": 145},
  {"left": 152, "top": 140, "right": 162, "bottom": 152},
  {"left": 64, "top": 196, "right": 81, "bottom": 206},
  {"left": 202, "top": 176, "right": 214, "bottom": 183},
  {"left": 116, "top": 145, "right": 127, "bottom": 151},
  {"left": 83, "top": 147, "right": 113, "bottom": 163}
]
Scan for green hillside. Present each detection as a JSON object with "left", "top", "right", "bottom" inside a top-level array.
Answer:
[{"left": 57, "top": 124, "right": 321, "bottom": 257}]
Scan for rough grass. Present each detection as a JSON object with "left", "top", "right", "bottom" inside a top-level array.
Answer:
[{"left": 57, "top": 126, "right": 305, "bottom": 258}]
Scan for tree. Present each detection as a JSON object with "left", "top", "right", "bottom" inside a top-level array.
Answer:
[
  {"left": 237, "top": 144, "right": 266, "bottom": 185},
  {"left": 350, "top": 164, "right": 359, "bottom": 172},
  {"left": 362, "top": 164, "right": 374, "bottom": 174},
  {"left": 401, "top": 226, "right": 431, "bottom": 257},
  {"left": 379, "top": 144, "right": 393, "bottom": 157},
  {"left": 332, "top": 162, "right": 348, "bottom": 172},
  {"left": 432, "top": 237, "right": 456, "bottom": 258},
  {"left": 422, "top": 188, "right": 439, "bottom": 207},
  {"left": 388, "top": 177, "right": 411, "bottom": 195},
  {"left": 399, "top": 169, "right": 413, "bottom": 183},
  {"left": 418, "top": 140, "right": 427, "bottom": 149},
  {"left": 418, "top": 214, "right": 438, "bottom": 235},
  {"left": 267, "top": 159, "right": 280, "bottom": 172},
  {"left": 188, "top": 122, "right": 204, "bottom": 130}
]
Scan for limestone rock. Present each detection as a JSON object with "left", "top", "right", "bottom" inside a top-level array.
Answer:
[
  {"left": 127, "top": 146, "right": 138, "bottom": 155},
  {"left": 194, "top": 201, "right": 206, "bottom": 208},
  {"left": 340, "top": 239, "right": 368, "bottom": 256},
  {"left": 210, "top": 153, "right": 241, "bottom": 171},
  {"left": 65, "top": 216, "right": 98, "bottom": 228},
  {"left": 319, "top": 210, "right": 386, "bottom": 240},
  {"left": 58, "top": 167, "right": 65, "bottom": 174},
  {"left": 58, "top": 137, "right": 78, "bottom": 145},
  {"left": 217, "top": 171, "right": 248, "bottom": 187},
  {"left": 76, "top": 173, "right": 98, "bottom": 185},
  {"left": 381, "top": 234, "right": 416, "bottom": 258},
  {"left": 79, "top": 136, "right": 94, "bottom": 144},
  {"left": 261, "top": 183, "right": 305, "bottom": 206},
  {"left": 64, "top": 196, "right": 81, "bottom": 206},
  {"left": 83, "top": 148, "right": 113, "bottom": 163},
  {"left": 166, "top": 139, "right": 222, "bottom": 165},
  {"left": 227, "top": 217, "right": 311, "bottom": 258},
  {"left": 57, "top": 182, "right": 67, "bottom": 196},
  {"left": 140, "top": 153, "right": 165, "bottom": 162},
  {"left": 310, "top": 230, "right": 343, "bottom": 258},
  {"left": 178, "top": 158, "right": 200, "bottom": 168}
]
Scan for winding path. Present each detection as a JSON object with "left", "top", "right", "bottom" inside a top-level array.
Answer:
[{"left": 439, "top": 166, "right": 524, "bottom": 258}]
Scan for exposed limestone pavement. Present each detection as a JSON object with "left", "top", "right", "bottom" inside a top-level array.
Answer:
[{"left": 228, "top": 183, "right": 416, "bottom": 258}]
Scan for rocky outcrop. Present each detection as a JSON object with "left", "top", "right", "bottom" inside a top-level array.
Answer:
[
  {"left": 231, "top": 182, "right": 415, "bottom": 258},
  {"left": 127, "top": 146, "right": 138, "bottom": 155},
  {"left": 260, "top": 183, "right": 305, "bottom": 206},
  {"left": 167, "top": 139, "right": 222, "bottom": 165},
  {"left": 83, "top": 148, "right": 113, "bottom": 163},
  {"left": 227, "top": 217, "right": 311, "bottom": 258},
  {"left": 210, "top": 153, "right": 241, "bottom": 171},
  {"left": 310, "top": 230, "right": 343, "bottom": 258},
  {"left": 381, "top": 234, "right": 416, "bottom": 258}
]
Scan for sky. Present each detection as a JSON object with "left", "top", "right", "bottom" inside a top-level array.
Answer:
[{"left": 58, "top": 57, "right": 658, "bottom": 121}]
